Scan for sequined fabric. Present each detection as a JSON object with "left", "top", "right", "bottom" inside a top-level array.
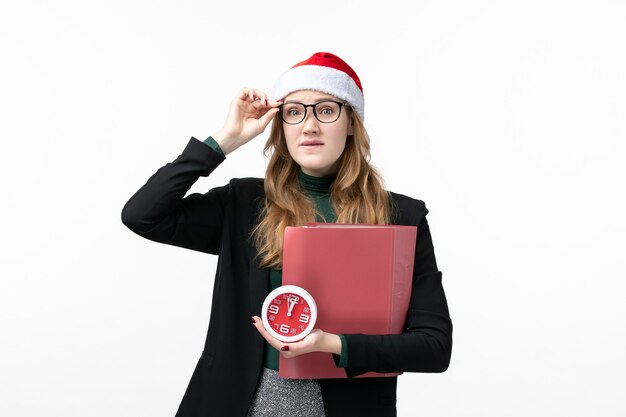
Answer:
[{"left": 246, "top": 367, "right": 326, "bottom": 417}]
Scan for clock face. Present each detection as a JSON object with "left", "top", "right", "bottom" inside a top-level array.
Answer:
[{"left": 261, "top": 285, "right": 317, "bottom": 343}]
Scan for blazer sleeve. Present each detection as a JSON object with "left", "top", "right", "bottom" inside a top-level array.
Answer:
[
  {"left": 334, "top": 200, "right": 453, "bottom": 378},
  {"left": 121, "top": 137, "right": 229, "bottom": 255}
]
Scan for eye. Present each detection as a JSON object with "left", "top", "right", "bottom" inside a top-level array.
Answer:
[
  {"left": 284, "top": 105, "right": 302, "bottom": 116},
  {"left": 318, "top": 106, "right": 335, "bottom": 115}
]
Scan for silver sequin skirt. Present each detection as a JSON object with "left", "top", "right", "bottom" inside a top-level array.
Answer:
[{"left": 246, "top": 367, "right": 326, "bottom": 417}]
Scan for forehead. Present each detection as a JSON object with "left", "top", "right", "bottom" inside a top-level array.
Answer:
[{"left": 283, "top": 90, "right": 338, "bottom": 102}]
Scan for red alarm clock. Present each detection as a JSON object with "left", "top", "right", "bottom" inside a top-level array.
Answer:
[{"left": 261, "top": 285, "right": 318, "bottom": 342}]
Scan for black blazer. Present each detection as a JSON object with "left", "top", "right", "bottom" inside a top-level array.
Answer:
[{"left": 121, "top": 137, "right": 452, "bottom": 417}]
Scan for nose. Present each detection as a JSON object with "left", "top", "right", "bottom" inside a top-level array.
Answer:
[{"left": 301, "top": 109, "right": 319, "bottom": 134}]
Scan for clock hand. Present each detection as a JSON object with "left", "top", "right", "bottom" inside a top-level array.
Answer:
[{"left": 287, "top": 297, "right": 296, "bottom": 317}]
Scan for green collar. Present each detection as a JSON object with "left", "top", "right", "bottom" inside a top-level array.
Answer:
[{"left": 297, "top": 169, "right": 335, "bottom": 195}]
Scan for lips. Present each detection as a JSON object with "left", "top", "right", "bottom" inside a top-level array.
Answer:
[{"left": 300, "top": 140, "right": 323, "bottom": 146}]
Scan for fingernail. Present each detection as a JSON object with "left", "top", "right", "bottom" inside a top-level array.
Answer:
[
  {"left": 277, "top": 99, "right": 283, "bottom": 102},
  {"left": 280, "top": 346, "right": 289, "bottom": 351}
]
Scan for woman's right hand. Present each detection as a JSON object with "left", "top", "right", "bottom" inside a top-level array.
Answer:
[{"left": 212, "top": 88, "right": 281, "bottom": 155}]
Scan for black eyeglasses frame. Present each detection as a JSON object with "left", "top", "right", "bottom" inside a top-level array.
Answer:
[{"left": 278, "top": 100, "right": 348, "bottom": 125}]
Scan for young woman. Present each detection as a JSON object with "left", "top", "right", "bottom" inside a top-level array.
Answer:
[{"left": 121, "top": 52, "right": 452, "bottom": 417}]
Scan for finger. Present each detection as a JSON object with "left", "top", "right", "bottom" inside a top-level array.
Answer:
[
  {"left": 251, "top": 316, "right": 284, "bottom": 351},
  {"left": 237, "top": 88, "right": 258, "bottom": 107},
  {"left": 251, "top": 316, "right": 314, "bottom": 358},
  {"left": 257, "top": 92, "right": 268, "bottom": 106},
  {"left": 238, "top": 88, "right": 252, "bottom": 101},
  {"left": 238, "top": 87, "right": 254, "bottom": 101},
  {"left": 283, "top": 329, "right": 325, "bottom": 357},
  {"left": 267, "top": 98, "right": 283, "bottom": 107},
  {"left": 251, "top": 316, "right": 305, "bottom": 358},
  {"left": 251, "top": 89, "right": 271, "bottom": 103},
  {"left": 279, "top": 339, "right": 310, "bottom": 359},
  {"left": 258, "top": 107, "right": 280, "bottom": 129},
  {"left": 249, "top": 90, "right": 266, "bottom": 104}
]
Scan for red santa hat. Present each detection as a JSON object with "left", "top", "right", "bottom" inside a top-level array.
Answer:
[{"left": 271, "top": 52, "right": 365, "bottom": 120}]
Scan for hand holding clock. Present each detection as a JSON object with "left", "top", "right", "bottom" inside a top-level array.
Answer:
[
  {"left": 251, "top": 316, "right": 342, "bottom": 359},
  {"left": 253, "top": 285, "right": 342, "bottom": 358}
]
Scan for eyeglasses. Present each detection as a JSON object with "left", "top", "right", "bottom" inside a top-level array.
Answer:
[{"left": 279, "top": 100, "right": 347, "bottom": 125}]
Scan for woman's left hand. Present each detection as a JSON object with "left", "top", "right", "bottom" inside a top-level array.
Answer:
[{"left": 252, "top": 316, "right": 341, "bottom": 359}]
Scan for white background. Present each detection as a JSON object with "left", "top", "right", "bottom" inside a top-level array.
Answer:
[{"left": 1, "top": 1, "right": 625, "bottom": 416}]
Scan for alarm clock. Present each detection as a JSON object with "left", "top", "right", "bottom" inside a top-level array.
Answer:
[{"left": 261, "top": 285, "right": 318, "bottom": 343}]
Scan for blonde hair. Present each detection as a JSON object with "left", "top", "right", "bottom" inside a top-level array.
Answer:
[{"left": 250, "top": 109, "right": 393, "bottom": 269}]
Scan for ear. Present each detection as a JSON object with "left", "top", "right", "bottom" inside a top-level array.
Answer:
[{"left": 347, "top": 117, "right": 354, "bottom": 136}]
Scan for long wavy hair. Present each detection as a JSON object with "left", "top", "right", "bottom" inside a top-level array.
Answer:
[{"left": 250, "top": 107, "right": 393, "bottom": 269}]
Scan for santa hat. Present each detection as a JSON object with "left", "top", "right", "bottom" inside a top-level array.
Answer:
[{"left": 271, "top": 52, "right": 365, "bottom": 120}]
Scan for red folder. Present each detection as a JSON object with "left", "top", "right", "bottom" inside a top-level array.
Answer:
[{"left": 279, "top": 223, "right": 418, "bottom": 379}]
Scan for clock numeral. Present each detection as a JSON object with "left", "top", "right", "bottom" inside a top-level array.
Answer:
[
  {"left": 299, "top": 314, "right": 310, "bottom": 323},
  {"left": 279, "top": 324, "right": 290, "bottom": 334},
  {"left": 287, "top": 295, "right": 300, "bottom": 304},
  {"left": 303, "top": 307, "right": 310, "bottom": 314},
  {"left": 268, "top": 304, "right": 280, "bottom": 314}
]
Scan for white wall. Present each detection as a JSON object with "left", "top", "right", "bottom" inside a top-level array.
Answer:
[{"left": 1, "top": 1, "right": 624, "bottom": 416}]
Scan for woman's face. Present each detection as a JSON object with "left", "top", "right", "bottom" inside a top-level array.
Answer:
[{"left": 282, "top": 90, "right": 353, "bottom": 178}]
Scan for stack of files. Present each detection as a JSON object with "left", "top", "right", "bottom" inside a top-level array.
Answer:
[{"left": 279, "top": 223, "right": 418, "bottom": 379}]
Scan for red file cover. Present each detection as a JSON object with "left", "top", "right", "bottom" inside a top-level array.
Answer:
[{"left": 279, "top": 223, "right": 418, "bottom": 379}]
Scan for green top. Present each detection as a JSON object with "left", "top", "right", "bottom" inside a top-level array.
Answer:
[
  {"left": 203, "top": 136, "right": 225, "bottom": 157},
  {"left": 203, "top": 136, "right": 348, "bottom": 371}
]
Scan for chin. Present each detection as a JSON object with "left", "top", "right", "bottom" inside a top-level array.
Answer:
[{"left": 293, "top": 155, "right": 341, "bottom": 177}]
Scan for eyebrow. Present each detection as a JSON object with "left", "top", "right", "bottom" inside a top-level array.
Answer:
[{"left": 282, "top": 99, "right": 337, "bottom": 105}]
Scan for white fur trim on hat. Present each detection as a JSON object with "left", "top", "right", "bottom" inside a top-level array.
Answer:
[{"left": 271, "top": 65, "right": 365, "bottom": 120}]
